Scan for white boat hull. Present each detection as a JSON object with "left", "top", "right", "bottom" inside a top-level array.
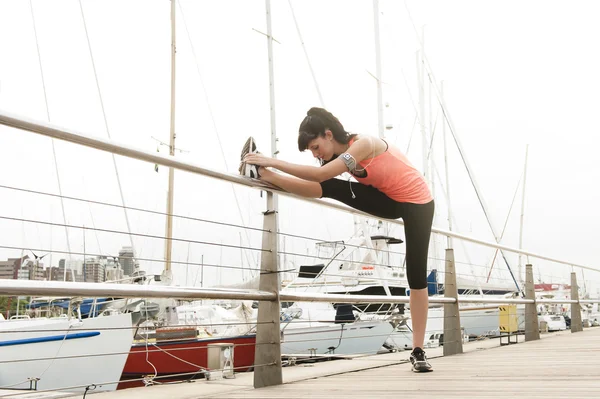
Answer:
[
  {"left": 281, "top": 320, "right": 393, "bottom": 356},
  {"left": 0, "top": 313, "right": 133, "bottom": 392},
  {"left": 458, "top": 305, "right": 526, "bottom": 337}
]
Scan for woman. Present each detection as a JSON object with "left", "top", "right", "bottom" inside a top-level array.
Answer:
[{"left": 242, "top": 107, "right": 434, "bottom": 372}]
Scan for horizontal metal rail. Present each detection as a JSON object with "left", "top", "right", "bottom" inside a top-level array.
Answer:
[
  {"left": 457, "top": 297, "right": 534, "bottom": 305},
  {"left": 0, "top": 279, "right": 276, "bottom": 301},
  {"left": 0, "top": 109, "right": 599, "bottom": 272},
  {"left": 279, "top": 292, "right": 455, "bottom": 304},
  {"left": 2, "top": 280, "right": 600, "bottom": 306}
]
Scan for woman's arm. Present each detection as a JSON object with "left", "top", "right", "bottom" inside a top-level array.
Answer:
[
  {"left": 244, "top": 135, "right": 377, "bottom": 182},
  {"left": 271, "top": 158, "right": 345, "bottom": 182}
]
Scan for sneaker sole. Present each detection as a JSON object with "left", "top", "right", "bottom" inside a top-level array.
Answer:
[
  {"left": 240, "top": 137, "right": 257, "bottom": 159},
  {"left": 239, "top": 163, "right": 260, "bottom": 179},
  {"left": 412, "top": 365, "right": 433, "bottom": 373},
  {"left": 240, "top": 136, "right": 264, "bottom": 179},
  {"left": 247, "top": 165, "right": 260, "bottom": 179}
]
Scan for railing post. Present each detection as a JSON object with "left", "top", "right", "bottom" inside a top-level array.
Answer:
[
  {"left": 570, "top": 272, "right": 583, "bottom": 333},
  {"left": 253, "top": 203, "right": 282, "bottom": 388},
  {"left": 524, "top": 264, "right": 540, "bottom": 341},
  {"left": 443, "top": 248, "right": 463, "bottom": 355}
]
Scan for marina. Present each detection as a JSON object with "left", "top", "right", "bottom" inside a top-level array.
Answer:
[
  {"left": 2, "top": 327, "right": 598, "bottom": 398},
  {"left": 2, "top": 1, "right": 600, "bottom": 398}
]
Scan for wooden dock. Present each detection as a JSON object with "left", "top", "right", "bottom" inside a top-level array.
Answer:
[{"left": 33, "top": 327, "right": 597, "bottom": 399}]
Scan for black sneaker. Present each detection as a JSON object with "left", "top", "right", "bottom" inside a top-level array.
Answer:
[
  {"left": 409, "top": 347, "right": 433, "bottom": 372},
  {"left": 238, "top": 137, "right": 260, "bottom": 178}
]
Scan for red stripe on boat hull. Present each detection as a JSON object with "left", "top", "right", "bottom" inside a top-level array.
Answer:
[{"left": 118, "top": 335, "right": 256, "bottom": 389}]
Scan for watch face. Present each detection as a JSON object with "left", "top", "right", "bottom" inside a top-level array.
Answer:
[{"left": 343, "top": 153, "right": 352, "bottom": 160}]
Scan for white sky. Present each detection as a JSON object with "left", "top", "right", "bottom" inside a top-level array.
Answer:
[{"left": 0, "top": 0, "right": 599, "bottom": 291}]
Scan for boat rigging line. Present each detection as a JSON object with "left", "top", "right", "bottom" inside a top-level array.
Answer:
[
  {"left": 77, "top": 0, "right": 135, "bottom": 253},
  {"left": 28, "top": 0, "right": 73, "bottom": 274},
  {"left": 177, "top": 0, "right": 257, "bottom": 273}
]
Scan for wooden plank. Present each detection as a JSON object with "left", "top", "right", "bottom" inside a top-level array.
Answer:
[
  {"left": 207, "top": 328, "right": 600, "bottom": 398},
  {"left": 80, "top": 328, "right": 600, "bottom": 399}
]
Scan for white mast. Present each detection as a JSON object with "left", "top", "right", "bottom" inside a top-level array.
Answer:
[
  {"left": 83, "top": 225, "right": 86, "bottom": 282},
  {"left": 417, "top": 28, "right": 428, "bottom": 181},
  {"left": 370, "top": 0, "right": 391, "bottom": 296},
  {"left": 185, "top": 241, "right": 190, "bottom": 286},
  {"left": 442, "top": 81, "right": 453, "bottom": 249},
  {"left": 518, "top": 145, "right": 529, "bottom": 284},
  {"left": 266, "top": 1, "right": 278, "bottom": 169},
  {"left": 265, "top": 0, "right": 281, "bottom": 287},
  {"left": 373, "top": 0, "right": 384, "bottom": 138},
  {"left": 427, "top": 38, "right": 438, "bottom": 272},
  {"left": 163, "top": 0, "right": 177, "bottom": 280}
]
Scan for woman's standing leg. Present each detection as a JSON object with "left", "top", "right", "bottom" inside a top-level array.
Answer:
[
  {"left": 410, "top": 289, "right": 429, "bottom": 349},
  {"left": 402, "top": 201, "right": 434, "bottom": 368}
]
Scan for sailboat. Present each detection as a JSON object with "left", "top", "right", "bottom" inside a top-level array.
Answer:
[
  {"left": 0, "top": 311, "right": 133, "bottom": 392},
  {"left": 116, "top": 1, "right": 261, "bottom": 387}
]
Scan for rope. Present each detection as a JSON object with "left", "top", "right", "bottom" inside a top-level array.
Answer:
[
  {"left": 0, "top": 215, "right": 268, "bottom": 254},
  {"left": 27, "top": 0, "right": 73, "bottom": 267},
  {"left": 177, "top": 0, "right": 258, "bottom": 273},
  {"left": 77, "top": 0, "right": 135, "bottom": 251},
  {"left": 404, "top": 1, "right": 522, "bottom": 291},
  {"left": 0, "top": 183, "right": 408, "bottom": 257}
]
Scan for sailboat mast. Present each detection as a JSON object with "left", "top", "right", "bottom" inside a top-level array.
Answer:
[
  {"left": 265, "top": 0, "right": 279, "bottom": 216},
  {"left": 373, "top": 0, "right": 384, "bottom": 138},
  {"left": 266, "top": 2, "right": 278, "bottom": 162},
  {"left": 164, "top": 0, "right": 177, "bottom": 275},
  {"left": 442, "top": 81, "right": 453, "bottom": 249},
  {"left": 518, "top": 145, "right": 529, "bottom": 284},
  {"left": 417, "top": 30, "right": 427, "bottom": 181},
  {"left": 371, "top": 2, "right": 392, "bottom": 297},
  {"left": 83, "top": 225, "right": 86, "bottom": 282}
]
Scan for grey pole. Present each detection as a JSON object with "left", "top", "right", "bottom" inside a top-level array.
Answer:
[
  {"left": 524, "top": 264, "right": 540, "bottom": 341},
  {"left": 570, "top": 272, "right": 583, "bottom": 333},
  {"left": 443, "top": 248, "right": 463, "bottom": 355},
  {"left": 253, "top": 205, "right": 282, "bottom": 387},
  {"left": 253, "top": 0, "right": 282, "bottom": 387}
]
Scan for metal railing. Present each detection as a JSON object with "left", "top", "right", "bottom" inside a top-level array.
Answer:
[
  {"left": 1, "top": 109, "right": 600, "bottom": 391},
  {"left": 1, "top": 109, "right": 598, "bottom": 272}
]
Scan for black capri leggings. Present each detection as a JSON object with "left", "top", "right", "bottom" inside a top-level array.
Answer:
[{"left": 321, "top": 178, "right": 434, "bottom": 290}]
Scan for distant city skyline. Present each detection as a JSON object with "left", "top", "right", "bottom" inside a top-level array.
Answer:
[{"left": 0, "top": 244, "right": 134, "bottom": 283}]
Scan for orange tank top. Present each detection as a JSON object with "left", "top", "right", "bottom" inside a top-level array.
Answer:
[{"left": 348, "top": 138, "right": 432, "bottom": 204}]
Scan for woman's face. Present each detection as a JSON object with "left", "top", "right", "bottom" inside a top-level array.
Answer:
[{"left": 306, "top": 130, "right": 335, "bottom": 162}]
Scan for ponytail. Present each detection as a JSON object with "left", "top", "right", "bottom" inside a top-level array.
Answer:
[{"left": 297, "top": 107, "right": 354, "bottom": 151}]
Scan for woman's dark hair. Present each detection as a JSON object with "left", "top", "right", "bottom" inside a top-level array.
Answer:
[{"left": 297, "top": 107, "right": 355, "bottom": 151}]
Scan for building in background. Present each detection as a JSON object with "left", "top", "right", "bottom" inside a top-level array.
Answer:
[
  {"left": 83, "top": 257, "right": 106, "bottom": 283},
  {"left": 0, "top": 256, "right": 43, "bottom": 280},
  {"left": 2, "top": 246, "right": 128, "bottom": 283},
  {"left": 0, "top": 257, "right": 21, "bottom": 279},
  {"left": 118, "top": 246, "right": 137, "bottom": 277},
  {"left": 19, "top": 261, "right": 45, "bottom": 281},
  {"left": 57, "top": 259, "right": 83, "bottom": 282},
  {"left": 45, "top": 266, "right": 62, "bottom": 281},
  {"left": 105, "top": 258, "right": 124, "bottom": 282}
]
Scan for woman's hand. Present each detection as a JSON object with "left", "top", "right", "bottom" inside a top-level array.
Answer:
[{"left": 244, "top": 153, "right": 277, "bottom": 168}]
